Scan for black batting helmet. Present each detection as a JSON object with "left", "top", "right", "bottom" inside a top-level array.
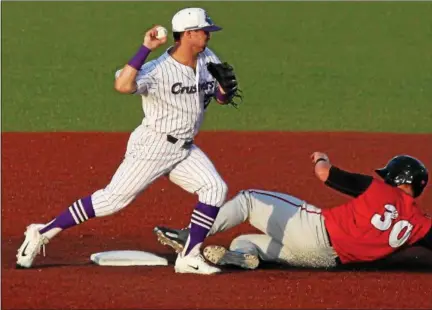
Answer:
[{"left": 375, "top": 155, "right": 428, "bottom": 198}]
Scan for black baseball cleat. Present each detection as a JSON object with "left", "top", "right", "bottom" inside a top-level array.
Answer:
[{"left": 153, "top": 226, "right": 189, "bottom": 253}]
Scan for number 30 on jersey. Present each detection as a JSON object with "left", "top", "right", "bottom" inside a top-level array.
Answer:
[{"left": 371, "top": 204, "right": 414, "bottom": 248}]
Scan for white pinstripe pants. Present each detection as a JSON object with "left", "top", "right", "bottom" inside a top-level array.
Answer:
[{"left": 92, "top": 126, "right": 227, "bottom": 217}]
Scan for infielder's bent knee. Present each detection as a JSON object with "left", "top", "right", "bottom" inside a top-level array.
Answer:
[
  {"left": 91, "top": 188, "right": 136, "bottom": 217},
  {"left": 199, "top": 179, "right": 228, "bottom": 207}
]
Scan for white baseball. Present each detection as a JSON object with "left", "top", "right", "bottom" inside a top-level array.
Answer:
[{"left": 156, "top": 26, "right": 168, "bottom": 39}]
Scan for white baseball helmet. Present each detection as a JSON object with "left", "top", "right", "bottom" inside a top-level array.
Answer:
[{"left": 171, "top": 8, "right": 222, "bottom": 32}]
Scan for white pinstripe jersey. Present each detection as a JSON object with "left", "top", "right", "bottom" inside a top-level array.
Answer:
[{"left": 126, "top": 47, "right": 221, "bottom": 140}]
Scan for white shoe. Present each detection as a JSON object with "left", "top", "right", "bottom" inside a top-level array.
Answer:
[
  {"left": 16, "top": 224, "right": 49, "bottom": 268},
  {"left": 174, "top": 253, "right": 221, "bottom": 275},
  {"left": 203, "top": 245, "right": 260, "bottom": 270}
]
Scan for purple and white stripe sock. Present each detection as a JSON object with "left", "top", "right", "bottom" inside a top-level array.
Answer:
[
  {"left": 183, "top": 202, "right": 220, "bottom": 256},
  {"left": 39, "top": 196, "right": 95, "bottom": 234}
]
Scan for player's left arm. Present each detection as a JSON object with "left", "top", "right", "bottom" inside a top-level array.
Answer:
[
  {"left": 205, "top": 48, "right": 241, "bottom": 106},
  {"left": 212, "top": 68, "right": 241, "bottom": 106},
  {"left": 312, "top": 152, "right": 373, "bottom": 198},
  {"left": 203, "top": 49, "right": 226, "bottom": 104}
]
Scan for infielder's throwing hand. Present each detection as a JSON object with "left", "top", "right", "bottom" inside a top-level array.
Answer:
[{"left": 143, "top": 25, "right": 168, "bottom": 51}]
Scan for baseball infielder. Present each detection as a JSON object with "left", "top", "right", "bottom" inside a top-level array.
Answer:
[
  {"left": 16, "top": 7, "right": 241, "bottom": 275},
  {"left": 154, "top": 152, "right": 432, "bottom": 269}
]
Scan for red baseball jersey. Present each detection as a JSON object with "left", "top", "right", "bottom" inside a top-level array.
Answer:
[{"left": 322, "top": 179, "right": 431, "bottom": 264}]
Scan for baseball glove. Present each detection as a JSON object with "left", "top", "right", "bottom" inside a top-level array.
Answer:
[{"left": 207, "top": 62, "right": 243, "bottom": 107}]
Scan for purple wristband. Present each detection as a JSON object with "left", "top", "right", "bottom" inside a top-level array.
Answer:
[
  {"left": 128, "top": 45, "right": 151, "bottom": 70},
  {"left": 215, "top": 88, "right": 228, "bottom": 103}
]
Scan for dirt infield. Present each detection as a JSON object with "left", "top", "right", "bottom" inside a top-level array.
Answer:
[{"left": 2, "top": 132, "right": 432, "bottom": 309}]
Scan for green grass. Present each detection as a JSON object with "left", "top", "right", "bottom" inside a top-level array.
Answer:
[{"left": 2, "top": 1, "right": 432, "bottom": 132}]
